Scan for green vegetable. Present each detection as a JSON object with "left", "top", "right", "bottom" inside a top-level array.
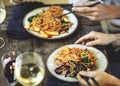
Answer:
[
  {"left": 28, "top": 14, "right": 40, "bottom": 22},
  {"left": 81, "top": 51, "right": 90, "bottom": 63},
  {"left": 70, "top": 71, "right": 76, "bottom": 78},
  {"left": 82, "top": 57, "right": 90, "bottom": 63},
  {"left": 61, "top": 18, "right": 70, "bottom": 24}
]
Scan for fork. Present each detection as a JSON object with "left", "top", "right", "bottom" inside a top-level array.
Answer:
[
  {"left": 57, "top": 1, "right": 101, "bottom": 18},
  {"left": 79, "top": 64, "right": 100, "bottom": 86}
]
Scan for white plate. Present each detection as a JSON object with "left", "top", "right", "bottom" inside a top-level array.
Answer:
[
  {"left": 23, "top": 7, "right": 78, "bottom": 40},
  {"left": 47, "top": 44, "right": 108, "bottom": 82}
]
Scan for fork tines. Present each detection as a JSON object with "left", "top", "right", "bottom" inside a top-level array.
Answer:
[{"left": 56, "top": 11, "right": 73, "bottom": 18}]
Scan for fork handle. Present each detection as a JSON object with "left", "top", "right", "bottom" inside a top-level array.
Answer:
[{"left": 91, "top": 77, "right": 100, "bottom": 86}]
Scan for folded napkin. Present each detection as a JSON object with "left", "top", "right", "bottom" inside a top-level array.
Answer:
[
  {"left": 46, "top": 75, "right": 80, "bottom": 86},
  {"left": 6, "top": 2, "right": 45, "bottom": 40}
]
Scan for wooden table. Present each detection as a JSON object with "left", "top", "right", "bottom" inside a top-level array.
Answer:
[{"left": 0, "top": 5, "right": 108, "bottom": 86}]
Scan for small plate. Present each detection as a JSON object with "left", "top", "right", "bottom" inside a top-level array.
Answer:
[
  {"left": 47, "top": 44, "right": 108, "bottom": 82},
  {"left": 23, "top": 7, "right": 78, "bottom": 40}
]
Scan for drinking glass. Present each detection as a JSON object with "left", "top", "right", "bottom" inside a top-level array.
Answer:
[
  {"left": 0, "top": 0, "right": 6, "bottom": 48},
  {"left": 0, "top": 0, "right": 6, "bottom": 24},
  {"left": 1, "top": 50, "right": 21, "bottom": 86},
  {"left": 14, "top": 52, "right": 45, "bottom": 86},
  {"left": 0, "top": 36, "right": 5, "bottom": 48}
]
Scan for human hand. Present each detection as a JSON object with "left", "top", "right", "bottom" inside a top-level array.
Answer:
[
  {"left": 77, "top": 71, "right": 120, "bottom": 86},
  {"left": 75, "top": 31, "right": 116, "bottom": 46},
  {"left": 72, "top": 1, "right": 116, "bottom": 21}
]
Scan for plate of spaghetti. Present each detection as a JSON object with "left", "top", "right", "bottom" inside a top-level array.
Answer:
[
  {"left": 23, "top": 6, "right": 78, "bottom": 39},
  {"left": 47, "top": 44, "right": 108, "bottom": 82}
]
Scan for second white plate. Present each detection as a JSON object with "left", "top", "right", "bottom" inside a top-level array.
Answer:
[{"left": 23, "top": 7, "right": 78, "bottom": 40}]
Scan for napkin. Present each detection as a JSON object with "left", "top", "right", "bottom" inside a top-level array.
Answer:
[
  {"left": 111, "top": 63, "right": 120, "bottom": 79},
  {"left": 46, "top": 75, "right": 80, "bottom": 86},
  {"left": 6, "top": 2, "right": 45, "bottom": 40}
]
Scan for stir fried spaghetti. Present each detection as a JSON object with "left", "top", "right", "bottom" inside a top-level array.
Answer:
[
  {"left": 54, "top": 47, "right": 97, "bottom": 77},
  {"left": 24, "top": 6, "right": 73, "bottom": 38}
]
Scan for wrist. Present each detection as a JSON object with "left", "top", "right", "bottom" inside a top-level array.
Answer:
[
  {"left": 110, "top": 6, "right": 120, "bottom": 19},
  {"left": 109, "top": 34, "right": 117, "bottom": 42},
  {"left": 110, "top": 76, "right": 120, "bottom": 86},
  {"left": 111, "top": 34, "right": 120, "bottom": 46}
]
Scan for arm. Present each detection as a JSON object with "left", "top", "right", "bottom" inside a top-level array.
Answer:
[
  {"left": 77, "top": 71, "right": 120, "bottom": 86},
  {"left": 10, "top": 0, "right": 23, "bottom": 5},
  {"left": 72, "top": 1, "right": 120, "bottom": 21},
  {"left": 112, "top": 34, "right": 120, "bottom": 46},
  {"left": 75, "top": 31, "right": 120, "bottom": 46}
]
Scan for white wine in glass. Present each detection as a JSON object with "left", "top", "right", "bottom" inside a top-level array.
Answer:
[
  {"left": 0, "top": 0, "right": 6, "bottom": 24},
  {"left": 0, "top": 0, "right": 6, "bottom": 49},
  {"left": 15, "top": 52, "right": 45, "bottom": 86},
  {"left": 0, "top": 7, "right": 6, "bottom": 23}
]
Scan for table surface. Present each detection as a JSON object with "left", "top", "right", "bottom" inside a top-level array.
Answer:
[{"left": 0, "top": 5, "right": 108, "bottom": 86}]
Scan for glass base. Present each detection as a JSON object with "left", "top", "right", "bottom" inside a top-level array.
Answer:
[{"left": 0, "top": 37, "right": 5, "bottom": 48}]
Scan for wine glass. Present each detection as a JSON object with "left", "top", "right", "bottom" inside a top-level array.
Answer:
[
  {"left": 0, "top": 0, "right": 6, "bottom": 23},
  {"left": 1, "top": 39, "right": 23, "bottom": 86},
  {"left": 14, "top": 52, "right": 45, "bottom": 86},
  {"left": 1, "top": 50, "right": 21, "bottom": 86},
  {"left": 0, "top": 0, "right": 6, "bottom": 49},
  {"left": 0, "top": 36, "right": 5, "bottom": 48}
]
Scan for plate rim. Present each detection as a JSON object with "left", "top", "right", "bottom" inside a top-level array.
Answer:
[{"left": 23, "top": 7, "right": 78, "bottom": 40}]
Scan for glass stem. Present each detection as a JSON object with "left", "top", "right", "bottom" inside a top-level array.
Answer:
[
  {"left": 29, "top": 39, "right": 34, "bottom": 52},
  {"left": 12, "top": 39, "right": 18, "bottom": 51}
]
